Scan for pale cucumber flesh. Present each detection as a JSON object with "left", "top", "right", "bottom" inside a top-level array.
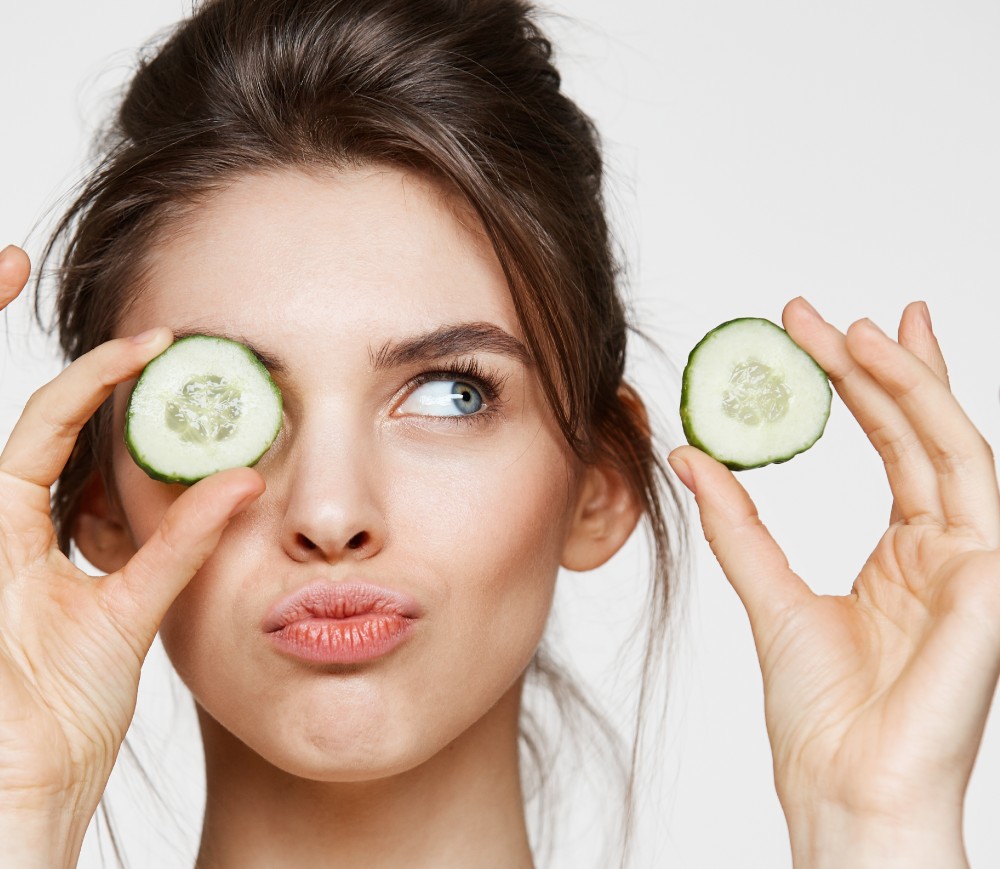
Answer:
[
  {"left": 125, "top": 335, "right": 283, "bottom": 484},
  {"left": 681, "top": 318, "right": 831, "bottom": 470}
]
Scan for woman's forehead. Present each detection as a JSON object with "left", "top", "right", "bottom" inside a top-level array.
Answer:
[{"left": 125, "top": 166, "right": 520, "bottom": 344}]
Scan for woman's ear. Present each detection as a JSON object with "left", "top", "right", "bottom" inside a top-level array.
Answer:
[
  {"left": 72, "top": 471, "right": 137, "bottom": 573},
  {"left": 560, "top": 458, "right": 642, "bottom": 572}
]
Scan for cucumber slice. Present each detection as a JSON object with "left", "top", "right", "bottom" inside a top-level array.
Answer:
[
  {"left": 681, "top": 318, "right": 831, "bottom": 470},
  {"left": 125, "top": 335, "right": 283, "bottom": 484}
]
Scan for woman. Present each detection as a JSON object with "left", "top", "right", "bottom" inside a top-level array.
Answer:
[{"left": 1, "top": 0, "right": 998, "bottom": 866}]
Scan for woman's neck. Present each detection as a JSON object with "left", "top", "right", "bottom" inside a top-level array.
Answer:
[{"left": 192, "top": 682, "right": 535, "bottom": 869}]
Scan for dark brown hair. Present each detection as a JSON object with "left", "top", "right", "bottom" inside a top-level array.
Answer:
[{"left": 35, "top": 0, "right": 685, "bottom": 864}]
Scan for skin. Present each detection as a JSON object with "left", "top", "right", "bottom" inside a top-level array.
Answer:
[
  {"left": 64, "top": 166, "right": 638, "bottom": 867},
  {"left": 669, "top": 301, "right": 1000, "bottom": 867},
  {"left": 0, "top": 167, "right": 996, "bottom": 867}
]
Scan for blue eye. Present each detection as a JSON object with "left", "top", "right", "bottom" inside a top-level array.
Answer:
[{"left": 400, "top": 379, "right": 485, "bottom": 417}]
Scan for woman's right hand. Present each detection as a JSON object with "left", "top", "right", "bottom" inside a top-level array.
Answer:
[{"left": 0, "top": 245, "right": 264, "bottom": 860}]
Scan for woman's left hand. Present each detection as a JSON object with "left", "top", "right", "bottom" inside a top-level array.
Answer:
[{"left": 669, "top": 298, "right": 1000, "bottom": 869}]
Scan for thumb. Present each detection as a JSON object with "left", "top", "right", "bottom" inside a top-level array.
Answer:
[
  {"left": 668, "top": 445, "right": 812, "bottom": 637},
  {"left": 98, "top": 467, "right": 265, "bottom": 655}
]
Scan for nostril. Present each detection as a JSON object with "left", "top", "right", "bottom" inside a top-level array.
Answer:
[
  {"left": 347, "top": 531, "right": 368, "bottom": 550},
  {"left": 296, "top": 533, "right": 318, "bottom": 551}
]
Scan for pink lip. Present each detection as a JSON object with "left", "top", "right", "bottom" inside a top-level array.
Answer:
[{"left": 263, "top": 580, "right": 421, "bottom": 665}]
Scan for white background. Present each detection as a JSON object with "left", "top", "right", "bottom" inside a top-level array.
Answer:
[{"left": 2, "top": 1, "right": 998, "bottom": 867}]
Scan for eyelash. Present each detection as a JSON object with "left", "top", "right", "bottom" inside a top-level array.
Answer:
[{"left": 399, "top": 357, "right": 510, "bottom": 427}]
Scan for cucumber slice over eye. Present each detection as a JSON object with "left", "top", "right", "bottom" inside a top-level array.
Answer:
[
  {"left": 125, "top": 335, "right": 283, "bottom": 484},
  {"left": 680, "top": 318, "right": 831, "bottom": 470}
]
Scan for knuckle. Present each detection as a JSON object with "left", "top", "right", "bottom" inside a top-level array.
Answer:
[
  {"left": 157, "top": 490, "right": 219, "bottom": 563},
  {"left": 704, "top": 502, "right": 760, "bottom": 551},
  {"left": 979, "top": 434, "right": 996, "bottom": 466},
  {"left": 21, "top": 384, "right": 49, "bottom": 416},
  {"left": 37, "top": 402, "right": 78, "bottom": 443},
  {"left": 888, "top": 367, "right": 922, "bottom": 403},
  {"left": 155, "top": 509, "right": 187, "bottom": 560},
  {"left": 821, "top": 355, "right": 858, "bottom": 387},
  {"left": 868, "top": 424, "right": 922, "bottom": 469},
  {"left": 23, "top": 378, "right": 77, "bottom": 433},
  {"left": 78, "top": 342, "right": 124, "bottom": 389},
  {"left": 925, "top": 434, "right": 993, "bottom": 479},
  {"left": 926, "top": 446, "right": 965, "bottom": 478},
  {"left": 71, "top": 338, "right": 139, "bottom": 391}
]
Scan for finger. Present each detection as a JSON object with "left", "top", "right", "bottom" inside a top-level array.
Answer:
[
  {"left": 846, "top": 317, "right": 1000, "bottom": 542},
  {"left": 98, "top": 467, "right": 265, "bottom": 656},
  {"left": 668, "top": 445, "right": 813, "bottom": 639},
  {"left": 889, "top": 301, "right": 950, "bottom": 524},
  {"left": 0, "top": 245, "right": 31, "bottom": 309},
  {"left": 0, "top": 329, "right": 174, "bottom": 489},
  {"left": 783, "top": 298, "right": 941, "bottom": 526},
  {"left": 898, "top": 301, "right": 950, "bottom": 388}
]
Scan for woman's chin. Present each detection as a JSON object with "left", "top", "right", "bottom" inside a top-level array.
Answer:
[{"left": 199, "top": 700, "right": 444, "bottom": 783}]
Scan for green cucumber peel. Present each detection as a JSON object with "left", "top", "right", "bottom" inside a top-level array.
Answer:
[
  {"left": 680, "top": 317, "right": 832, "bottom": 470},
  {"left": 125, "top": 334, "right": 283, "bottom": 484}
]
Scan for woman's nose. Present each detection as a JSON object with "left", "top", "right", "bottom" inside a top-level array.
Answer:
[{"left": 276, "top": 419, "right": 387, "bottom": 564}]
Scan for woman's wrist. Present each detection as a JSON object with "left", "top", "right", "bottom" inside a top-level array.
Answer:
[
  {"left": 785, "top": 800, "right": 969, "bottom": 869},
  {"left": 0, "top": 799, "right": 92, "bottom": 869}
]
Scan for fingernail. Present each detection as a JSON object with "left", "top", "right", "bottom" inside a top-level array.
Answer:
[
  {"left": 796, "top": 296, "right": 822, "bottom": 320},
  {"left": 668, "top": 455, "right": 696, "bottom": 494},
  {"left": 918, "top": 301, "right": 933, "bottom": 331},
  {"left": 0, "top": 244, "right": 16, "bottom": 261},
  {"left": 860, "top": 317, "right": 886, "bottom": 335},
  {"left": 227, "top": 490, "right": 260, "bottom": 519},
  {"left": 131, "top": 327, "right": 162, "bottom": 344}
]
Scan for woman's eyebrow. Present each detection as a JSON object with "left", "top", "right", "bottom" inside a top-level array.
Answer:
[
  {"left": 171, "top": 327, "right": 288, "bottom": 376},
  {"left": 369, "top": 322, "right": 532, "bottom": 372},
  {"left": 169, "top": 322, "right": 530, "bottom": 375}
]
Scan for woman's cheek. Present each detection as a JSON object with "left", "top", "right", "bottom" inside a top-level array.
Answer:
[
  {"left": 388, "top": 428, "right": 573, "bottom": 649},
  {"left": 392, "top": 419, "right": 573, "bottom": 556},
  {"left": 111, "top": 445, "right": 184, "bottom": 548}
]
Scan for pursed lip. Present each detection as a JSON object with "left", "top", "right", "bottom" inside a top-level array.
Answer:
[{"left": 261, "top": 580, "right": 423, "bottom": 633}]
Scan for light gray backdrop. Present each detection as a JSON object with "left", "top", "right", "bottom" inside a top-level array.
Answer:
[{"left": 1, "top": 1, "right": 998, "bottom": 867}]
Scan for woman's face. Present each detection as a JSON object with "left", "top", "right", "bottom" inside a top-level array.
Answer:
[{"left": 107, "top": 166, "right": 583, "bottom": 780}]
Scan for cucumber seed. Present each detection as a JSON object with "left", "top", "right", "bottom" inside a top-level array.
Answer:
[
  {"left": 166, "top": 374, "right": 243, "bottom": 443},
  {"left": 721, "top": 359, "right": 791, "bottom": 426}
]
